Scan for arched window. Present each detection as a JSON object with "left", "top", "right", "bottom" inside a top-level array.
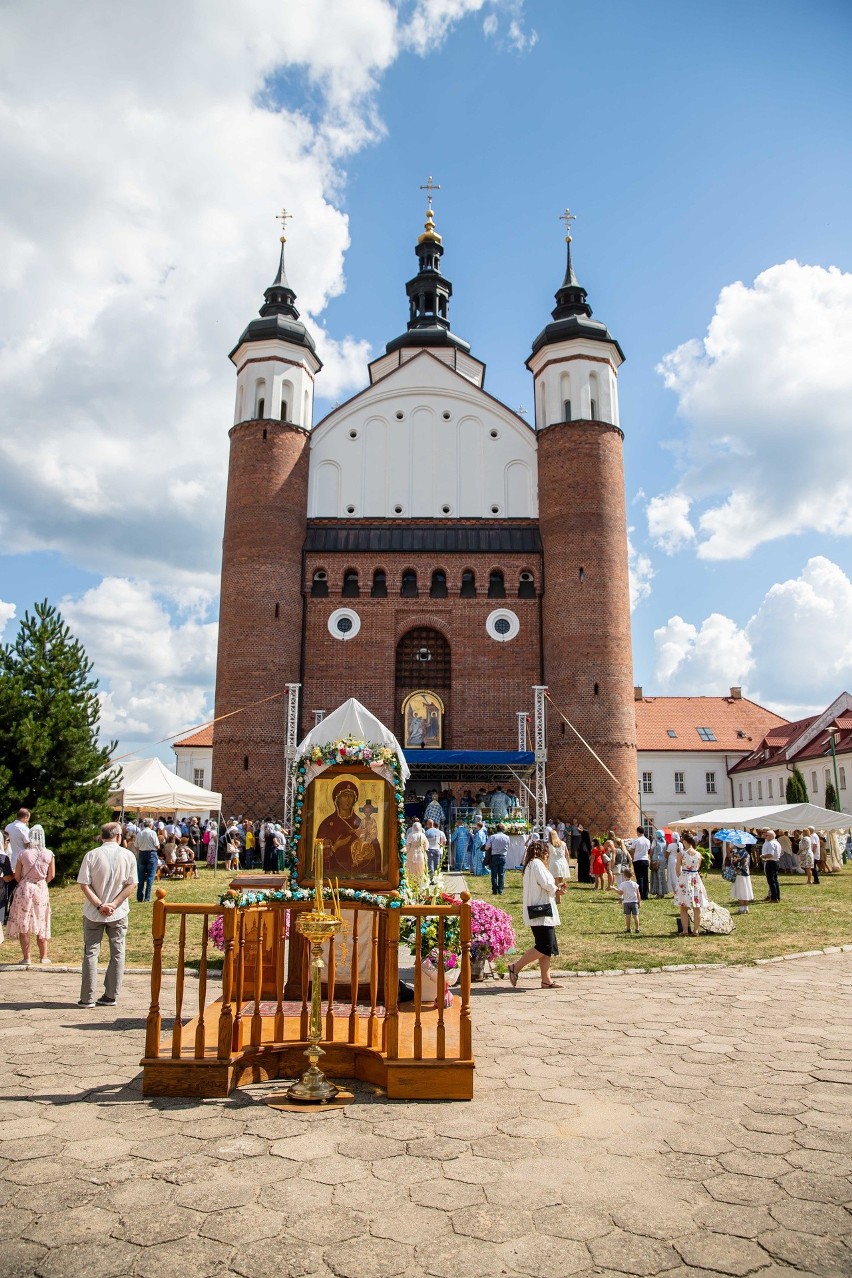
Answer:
[
  {"left": 518, "top": 571, "right": 536, "bottom": 599},
  {"left": 371, "top": 569, "right": 387, "bottom": 598},
  {"left": 254, "top": 378, "right": 266, "bottom": 419},
  {"left": 401, "top": 569, "right": 418, "bottom": 598},
  {"left": 589, "top": 371, "right": 599, "bottom": 421},
  {"left": 342, "top": 568, "right": 359, "bottom": 598},
  {"left": 460, "top": 569, "right": 476, "bottom": 598},
  {"left": 396, "top": 627, "right": 451, "bottom": 689},
  {"left": 430, "top": 569, "right": 448, "bottom": 599},
  {"left": 488, "top": 570, "right": 506, "bottom": 599},
  {"left": 280, "top": 399, "right": 288, "bottom": 422},
  {"left": 563, "top": 399, "right": 572, "bottom": 422},
  {"left": 310, "top": 569, "right": 329, "bottom": 598}
]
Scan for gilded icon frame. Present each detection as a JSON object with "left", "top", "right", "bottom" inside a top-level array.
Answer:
[{"left": 301, "top": 764, "right": 399, "bottom": 893}]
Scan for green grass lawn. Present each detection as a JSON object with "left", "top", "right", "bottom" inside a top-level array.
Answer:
[
  {"left": 7, "top": 864, "right": 850, "bottom": 972},
  {"left": 467, "top": 866, "right": 852, "bottom": 971}
]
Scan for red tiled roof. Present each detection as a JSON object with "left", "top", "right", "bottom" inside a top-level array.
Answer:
[
  {"left": 173, "top": 724, "right": 214, "bottom": 748},
  {"left": 729, "top": 717, "right": 817, "bottom": 774},
  {"left": 636, "top": 696, "right": 787, "bottom": 753}
]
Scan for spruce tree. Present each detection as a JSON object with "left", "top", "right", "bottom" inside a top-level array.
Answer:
[
  {"left": 785, "top": 766, "right": 809, "bottom": 805},
  {"left": 825, "top": 780, "right": 840, "bottom": 811},
  {"left": 0, "top": 601, "right": 116, "bottom": 877}
]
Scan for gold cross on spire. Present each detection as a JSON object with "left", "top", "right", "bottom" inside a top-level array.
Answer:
[
  {"left": 559, "top": 207, "right": 576, "bottom": 242},
  {"left": 419, "top": 176, "right": 441, "bottom": 211},
  {"left": 276, "top": 207, "right": 292, "bottom": 242}
]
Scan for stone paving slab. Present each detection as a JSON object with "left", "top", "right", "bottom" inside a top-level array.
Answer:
[{"left": 1, "top": 955, "right": 851, "bottom": 1277}]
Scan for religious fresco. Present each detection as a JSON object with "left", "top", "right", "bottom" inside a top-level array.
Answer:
[
  {"left": 302, "top": 765, "right": 398, "bottom": 892},
  {"left": 401, "top": 689, "right": 444, "bottom": 749}
]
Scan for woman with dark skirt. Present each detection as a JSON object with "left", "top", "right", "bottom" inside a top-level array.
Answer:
[{"left": 508, "top": 840, "right": 565, "bottom": 990}]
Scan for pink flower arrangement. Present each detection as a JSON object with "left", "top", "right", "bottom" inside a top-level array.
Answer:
[
  {"left": 207, "top": 911, "right": 288, "bottom": 953},
  {"left": 469, "top": 899, "right": 516, "bottom": 962}
]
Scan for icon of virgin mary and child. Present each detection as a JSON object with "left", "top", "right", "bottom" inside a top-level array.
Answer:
[{"left": 316, "top": 778, "right": 382, "bottom": 875}]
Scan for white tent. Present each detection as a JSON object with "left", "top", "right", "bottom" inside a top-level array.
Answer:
[
  {"left": 296, "top": 698, "right": 409, "bottom": 781},
  {"left": 108, "top": 757, "right": 222, "bottom": 813},
  {"left": 671, "top": 802, "right": 852, "bottom": 833}
]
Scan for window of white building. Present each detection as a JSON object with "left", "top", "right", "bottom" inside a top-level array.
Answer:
[
  {"left": 840, "top": 766, "right": 847, "bottom": 791},
  {"left": 757, "top": 780, "right": 763, "bottom": 800},
  {"left": 825, "top": 768, "right": 832, "bottom": 792},
  {"left": 747, "top": 783, "right": 753, "bottom": 800},
  {"left": 642, "top": 772, "right": 654, "bottom": 794},
  {"left": 738, "top": 783, "right": 743, "bottom": 802},
  {"left": 706, "top": 772, "right": 717, "bottom": 795},
  {"left": 674, "top": 772, "right": 685, "bottom": 794},
  {"left": 193, "top": 768, "right": 205, "bottom": 788},
  {"left": 696, "top": 726, "right": 717, "bottom": 741},
  {"left": 811, "top": 771, "right": 818, "bottom": 793}
]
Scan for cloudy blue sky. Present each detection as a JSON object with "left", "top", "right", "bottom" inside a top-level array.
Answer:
[{"left": 1, "top": 0, "right": 851, "bottom": 758}]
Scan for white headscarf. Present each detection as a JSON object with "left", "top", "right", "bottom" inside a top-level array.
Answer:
[{"left": 28, "top": 824, "right": 46, "bottom": 851}]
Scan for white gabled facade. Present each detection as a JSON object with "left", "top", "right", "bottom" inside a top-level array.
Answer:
[
  {"left": 308, "top": 352, "right": 537, "bottom": 521},
  {"left": 637, "top": 750, "right": 733, "bottom": 829}
]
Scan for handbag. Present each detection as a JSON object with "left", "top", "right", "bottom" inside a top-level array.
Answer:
[
  {"left": 722, "top": 865, "right": 737, "bottom": 882},
  {"left": 527, "top": 902, "right": 552, "bottom": 919}
]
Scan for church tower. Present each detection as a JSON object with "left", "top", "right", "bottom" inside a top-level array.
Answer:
[
  {"left": 527, "top": 216, "right": 638, "bottom": 833},
  {"left": 212, "top": 215, "right": 321, "bottom": 816}
]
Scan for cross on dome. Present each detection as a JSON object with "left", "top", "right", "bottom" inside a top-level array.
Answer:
[
  {"left": 559, "top": 207, "right": 576, "bottom": 242},
  {"left": 419, "top": 175, "right": 441, "bottom": 210},
  {"left": 276, "top": 207, "right": 292, "bottom": 242}
]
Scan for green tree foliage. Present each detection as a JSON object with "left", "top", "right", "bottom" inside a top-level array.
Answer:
[
  {"left": 0, "top": 601, "right": 116, "bottom": 878},
  {"left": 825, "top": 780, "right": 840, "bottom": 811},
  {"left": 785, "top": 766, "right": 809, "bottom": 805}
]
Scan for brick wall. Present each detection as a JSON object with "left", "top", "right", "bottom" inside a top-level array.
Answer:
[
  {"left": 301, "top": 543, "right": 542, "bottom": 749},
  {"left": 538, "top": 420, "right": 638, "bottom": 834},
  {"left": 212, "top": 418, "right": 308, "bottom": 817}
]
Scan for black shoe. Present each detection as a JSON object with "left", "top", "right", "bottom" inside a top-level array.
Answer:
[{"left": 96, "top": 997, "right": 116, "bottom": 1006}]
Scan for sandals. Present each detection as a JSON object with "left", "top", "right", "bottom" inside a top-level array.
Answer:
[
  {"left": 541, "top": 981, "right": 562, "bottom": 989},
  {"left": 509, "top": 963, "right": 519, "bottom": 988}
]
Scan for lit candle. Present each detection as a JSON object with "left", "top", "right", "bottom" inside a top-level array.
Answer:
[{"left": 314, "top": 840, "right": 324, "bottom": 912}]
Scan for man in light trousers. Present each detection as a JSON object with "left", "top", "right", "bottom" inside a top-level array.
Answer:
[{"left": 77, "top": 822, "right": 138, "bottom": 1007}]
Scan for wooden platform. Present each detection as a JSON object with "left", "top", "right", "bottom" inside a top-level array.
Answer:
[{"left": 141, "top": 994, "right": 474, "bottom": 1100}]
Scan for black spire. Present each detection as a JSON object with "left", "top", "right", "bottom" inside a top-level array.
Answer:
[
  {"left": 385, "top": 186, "right": 470, "bottom": 356},
  {"left": 528, "top": 215, "right": 623, "bottom": 362},
  {"left": 551, "top": 237, "right": 592, "bottom": 321},
  {"left": 230, "top": 212, "right": 319, "bottom": 361}
]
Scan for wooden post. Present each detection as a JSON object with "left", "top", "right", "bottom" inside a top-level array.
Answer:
[
  {"left": 325, "top": 932, "right": 336, "bottom": 1042},
  {"left": 436, "top": 915, "right": 446, "bottom": 1061},
  {"left": 171, "top": 914, "right": 187, "bottom": 1058},
  {"left": 232, "top": 912, "right": 246, "bottom": 1052},
  {"left": 368, "top": 910, "right": 379, "bottom": 1049},
  {"left": 250, "top": 911, "right": 264, "bottom": 1047},
  {"left": 348, "top": 908, "right": 360, "bottom": 1045},
  {"left": 384, "top": 908, "right": 400, "bottom": 1059},
  {"left": 459, "top": 892, "right": 472, "bottom": 1060},
  {"left": 194, "top": 913, "right": 209, "bottom": 1058},
  {"left": 217, "top": 908, "right": 237, "bottom": 1061},
  {"left": 273, "top": 906, "right": 285, "bottom": 1042},
  {"left": 144, "top": 888, "right": 167, "bottom": 1058}
]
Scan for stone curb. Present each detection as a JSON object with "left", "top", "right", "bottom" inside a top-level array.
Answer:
[{"left": 2, "top": 942, "right": 851, "bottom": 982}]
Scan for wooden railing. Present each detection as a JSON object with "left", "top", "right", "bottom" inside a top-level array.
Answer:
[{"left": 144, "top": 889, "right": 473, "bottom": 1069}]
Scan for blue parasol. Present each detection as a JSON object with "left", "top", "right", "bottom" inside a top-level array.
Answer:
[{"left": 713, "top": 828, "right": 757, "bottom": 846}]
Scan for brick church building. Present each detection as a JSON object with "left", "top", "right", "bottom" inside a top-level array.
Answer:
[{"left": 212, "top": 197, "right": 638, "bottom": 831}]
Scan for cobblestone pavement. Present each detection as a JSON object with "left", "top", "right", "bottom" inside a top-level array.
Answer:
[{"left": 1, "top": 954, "right": 851, "bottom": 1278}]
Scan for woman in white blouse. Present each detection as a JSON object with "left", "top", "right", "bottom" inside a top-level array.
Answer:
[{"left": 508, "top": 840, "right": 564, "bottom": 989}]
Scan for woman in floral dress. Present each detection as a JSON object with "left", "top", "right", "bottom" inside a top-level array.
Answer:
[
  {"left": 729, "top": 846, "right": 754, "bottom": 914},
  {"left": 675, "top": 833, "right": 708, "bottom": 937},
  {"left": 6, "top": 825, "right": 55, "bottom": 964}
]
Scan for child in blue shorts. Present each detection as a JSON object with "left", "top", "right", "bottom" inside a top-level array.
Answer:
[{"left": 617, "top": 866, "right": 641, "bottom": 934}]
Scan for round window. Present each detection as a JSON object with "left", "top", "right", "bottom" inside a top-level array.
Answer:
[
  {"left": 486, "top": 609, "right": 519, "bottom": 643},
  {"left": 336, "top": 616, "right": 353, "bottom": 634},
  {"left": 327, "top": 608, "right": 361, "bottom": 641},
  {"left": 346, "top": 504, "right": 355, "bottom": 514}
]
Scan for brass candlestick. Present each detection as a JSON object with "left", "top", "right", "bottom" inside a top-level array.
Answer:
[{"left": 287, "top": 841, "right": 343, "bottom": 1104}]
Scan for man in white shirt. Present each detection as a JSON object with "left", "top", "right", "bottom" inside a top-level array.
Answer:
[
  {"left": 760, "top": 828, "right": 782, "bottom": 902},
  {"left": 628, "top": 826, "right": 651, "bottom": 900},
  {"left": 423, "top": 819, "right": 447, "bottom": 877},
  {"left": 77, "top": 822, "right": 138, "bottom": 1007},
  {"left": 4, "top": 807, "right": 31, "bottom": 871},
  {"left": 808, "top": 827, "right": 821, "bottom": 885}
]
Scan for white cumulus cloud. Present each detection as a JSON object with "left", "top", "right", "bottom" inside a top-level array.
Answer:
[
  {"left": 652, "top": 556, "right": 852, "bottom": 711},
  {"left": 628, "top": 536, "right": 654, "bottom": 610},
  {"left": 0, "top": 600, "right": 16, "bottom": 637},
  {"left": 655, "top": 260, "right": 852, "bottom": 560},
  {"left": 61, "top": 577, "right": 218, "bottom": 745},
  {"left": 646, "top": 491, "right": 695, "bottom": 555}
]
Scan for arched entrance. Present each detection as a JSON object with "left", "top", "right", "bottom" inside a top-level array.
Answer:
[{"left": 395, "top": 627, "right": 450, "bottom": 747}]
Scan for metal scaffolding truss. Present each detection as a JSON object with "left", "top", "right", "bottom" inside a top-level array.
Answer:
[
  {"left": 533, "top": 685, "right": 547, "bottom": 829},
  {"left": 282, "top": 683, "right": 301, "bottom": 829}
]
